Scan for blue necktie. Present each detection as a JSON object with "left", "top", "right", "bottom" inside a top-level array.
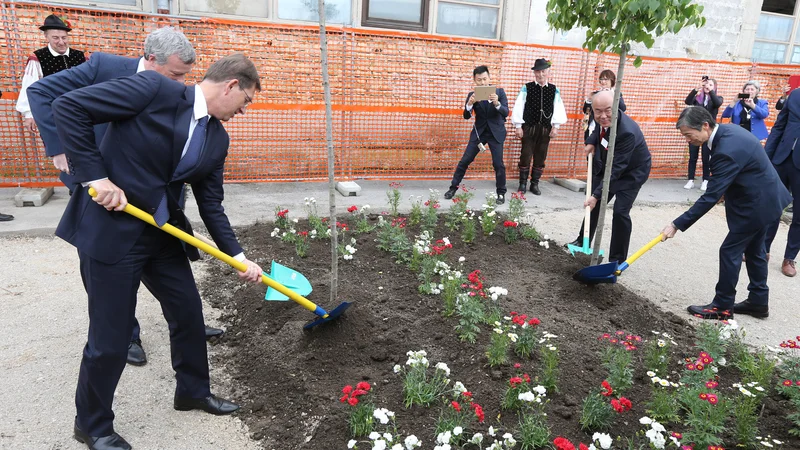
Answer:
[{"left": 153, "top": 116, "right": 209, "bottom": 226}]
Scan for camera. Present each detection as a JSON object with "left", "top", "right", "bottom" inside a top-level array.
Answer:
[
  {"left": 738, "top": 93, "right": 750, "bottom": 99},
  {"left": 701, "top": 75, "right": 709, "bottom": 81}
]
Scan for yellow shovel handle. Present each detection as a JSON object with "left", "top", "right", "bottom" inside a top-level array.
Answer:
[
  {"left": 87, "top": 188, "right": 326, "bottom": 317},
  {"left": 615, "top": 234, "right": 663, "bottom": 275}
]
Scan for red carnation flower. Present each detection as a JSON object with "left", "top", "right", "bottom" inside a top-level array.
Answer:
[
  {"left": 347, "top": 397, "right": 359, "bottom": 406},
  {"left": 514, "top": 363, "right": 522, "bottom": 369},
  {"left": 451, "top": 401, "right": 461, "bottom": 412},
  {"left": 347, "top": 205, "right": 358, "bottom": 213},
  {"left": 472, "top": 404, "right": 485, "bottom": 422},
  {"left": 351, "top": 389, "right": 368, "bottom": 398},
  {"left": 553, "top": 437, "right": 576, "bottom": 450},
  {"left": 356, "top": 382, "right": 371, "bottom": 391},
  {"left": 342, "top": 385, "right": 353, "bottom": 395},
  {"left": 510, "top": 377, "right": 524, "bottom": 387},
  {"left": 620, "top": 397, "right": 632, "bottom": 410},
  {"left": 529, "top": 318, "right": 541, "bottom": 326},
  {"left": 462, "top": 391, "right": 473, "bottom": 398},
  {"left": 601, "top": 380, "right": 613, "bottom": 397},
  {"left": 339, "top": 394, "right": 348, "bottom": 403}
]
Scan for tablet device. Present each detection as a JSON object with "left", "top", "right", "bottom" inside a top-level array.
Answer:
[{"left": 474, "top": 86, "right": 497, "bottom": 102}]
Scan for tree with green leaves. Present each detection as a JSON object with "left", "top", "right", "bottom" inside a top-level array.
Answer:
[{"left": 546, "top": 0, "right": 705, "bottom": 264}]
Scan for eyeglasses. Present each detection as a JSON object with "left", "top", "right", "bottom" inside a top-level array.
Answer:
[{"left": 239, "top": 85, "right": 253, "bottom": 106}]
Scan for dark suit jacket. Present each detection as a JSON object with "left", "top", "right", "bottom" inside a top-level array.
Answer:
[
  {"left": 585, "top": 111, "right": 651, "bottom": 198},
  {"left": 673, "top": 124, "right": 792, "bottom": 234},
  {"left": 464, "top": 87, "right": 508, "bottom": 144},
  {"left": 685, "top": 89, "right": 723, "bottom": 119},
  {"left": 765, "top": 89, "right": 800, "bottom": 169},
  {"left": 52, "top": 71, "right": 242, "bottom": 264},
  {"left": 28, "top": 53, "right": 140, "bottom": 187}
]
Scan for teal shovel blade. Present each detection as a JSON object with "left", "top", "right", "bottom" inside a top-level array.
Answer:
[{"left": 264, "top": 260, "right": 313, "bottom": 301}]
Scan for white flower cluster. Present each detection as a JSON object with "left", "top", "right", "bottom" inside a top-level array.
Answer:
[
  {"left": 719, "top": 319, "right": 739, "bottom": 340},
  {"left": 303, "top": 197, "right": 317, "bottom": 206},
  {"left": 488, "top": 286, "right": 508, "bottom": 301},
  {"left": 435, "top": 362, "right": 451, "bottom": 376},
  {"left": 733, "top": 381, "right": 765, "bottom": 397},
  {"left": 589, "top": 432, "right": 612, "bottom": 450},
  {"left": 373, "top": 408, "right": 395, "bottom": 425},
  {"left": 453, "top": 381, "right": 467, "bottom": 394},
  {"left": 639, "top": 416, "right": 675, "bottom": 449},
  {"left": 651, "top": 331, "right": 678, "bottom": 345},
  {"left": 354, "top": 430, "right": 421, "bottom": 450},
  {"left": 756, "top": 435, "right": 783, "bottom": 447},
  {"left": 270, "top": 227, "right": 281, "bottom": 238},
  {"left": 538, "top": 240, "right": 550, "bottom": 249},
  {"left": 517, "top": 385, "right": 547, "bottom": 403},
  {"left": 647, "top": 371, "right": 680, "bottom": 388},
  {"left": 413, "top": 231, "right": 433, "bottom": 255},
  {"left": 405, "top": 350, "right": 429, "bottom": 368},
  {"left": 539, "top": 332, "right": 558, "bottom": 351},
  {"left": 343, "top": 242, "right": 357, "bottom": 260}
]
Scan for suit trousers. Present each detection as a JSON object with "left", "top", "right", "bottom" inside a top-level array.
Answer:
[
  {"left": 576, "top": 186, "right": 641, "bottom": 263},
  {"left": 450, "top": 132, "right": 506, "bottom": 195},
  {"left": 765, "top": 159, "right": 799, "bottom": 261},
  {"left": 519, "top": 123, "right": 551, "bottom": 171},
  {"left": 687, "top": 144, "right": 710, "bottom": 181},
  {"left": 76, "top": 225, "right": 210, "bottom": 436},
  {"left": 713, "top": 225, "right": 769, "bottom": 309}
]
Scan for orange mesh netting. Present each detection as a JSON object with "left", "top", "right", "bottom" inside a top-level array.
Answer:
[{"left": 1, "top": 1, "right": 797, "bottom": 187}]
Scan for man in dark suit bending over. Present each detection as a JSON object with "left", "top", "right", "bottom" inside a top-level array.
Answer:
[
  {"left": 566, "top": 90, "right": 651, "bottom": 264},
  {"left": 52, "top": 53, "right": 263, "bottom": 450},
  {"left": 661, "top": 106, "right": 792, "bottom": 320},
  {"left": 444, "top": 65, "right": 508, "bottom": 204},
  {"left": 28, "top": 27, "right": 225, "bottom": 368}
]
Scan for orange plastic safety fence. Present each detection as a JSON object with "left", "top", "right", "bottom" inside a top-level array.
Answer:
[{"left": 0, "top": 1, "right": 797, "bottom": 187}]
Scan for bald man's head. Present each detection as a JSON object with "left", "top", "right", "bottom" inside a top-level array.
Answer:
[{"left": 592, "top": 90, "right": 615, "bottom": 128}]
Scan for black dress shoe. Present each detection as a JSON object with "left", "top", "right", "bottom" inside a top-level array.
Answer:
[
  {"left": 126, "top": 340, "right": 146, "bottom": 366},
  {"left": 529, "top": 183, "right": 541, "bottom": 195},
  {"left": 174, "top": 394, "right": 240, "bottom": 415},
  {"left": 74, "top": 423, "right": 131, "bottom": 450},
  {"left": 443, "top": 188, "right": 457, "bottom": 200},
  {"left": 687, "top": 303, "right": 733, "bottom": 320},
  {"left": 205, "top": 325, "right": 224, "bottom": 340},
  {"left": 0, "top": 212, "right": 14, "bottom": 222},
  {"left": 733, "top": 300, "right": 769, "bottom": 318},
  {"left": 496, "top": 194, "right": 505, "bottom": 205}
]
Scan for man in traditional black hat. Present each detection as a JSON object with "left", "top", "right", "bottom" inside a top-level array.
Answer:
[
  {"left": 17, "top": 14, "right": 86, "bottom": 133},
  {"left": 511, "top": 58, "right": 567, "bottom": 195}
]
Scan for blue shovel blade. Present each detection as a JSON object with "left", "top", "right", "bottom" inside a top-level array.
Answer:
[
  {"left": 303, "top": 302, "right": 352, "bottom": 330},
  {"left": 573, "top": 261, "right": 620, "bottom": 284},
  {"left": 264, "top": 260, "right": 313, "bottom": 301}
]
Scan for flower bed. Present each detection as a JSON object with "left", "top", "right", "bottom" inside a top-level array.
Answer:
[{"left": 200, "top": 187, "right": 800, "bottom": 450}]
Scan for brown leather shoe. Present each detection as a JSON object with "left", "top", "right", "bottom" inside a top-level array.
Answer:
[{"left": 782, "top": 259, "right": 797, "bottom": 277}]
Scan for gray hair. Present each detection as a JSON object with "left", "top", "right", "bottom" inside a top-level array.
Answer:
[
  {"left": 676, "top": 106, "right": 716, "bottom": 131},
  {"left": 743, "top": 80, "right": 761, "bottom": 93},
  {"left": 144, "top": 26, "right": 195, "bottom": 65}
]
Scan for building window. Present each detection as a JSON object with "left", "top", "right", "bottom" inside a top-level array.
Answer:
[
  {"left": 362, "top": 0, "right": 429, "bottom": 32},
  {"left": 435, "top": 0, "right": 501, "bottom": 39},
  {"left": 183, "top": 0, "right": 268, "bottom": 18},
  {"left": 752, "top": 0, "right": 799, "bottom": 64},
  {"left": 279, "top": 0, "right": 352, "bottom": 24}
]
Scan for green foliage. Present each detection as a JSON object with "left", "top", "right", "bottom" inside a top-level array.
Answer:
[
  {"left": 645, "top": 386, "right": 680, "bottom": 424},
  {"left": 545, "top": 0, "right": 705, "bottom": 67},
  {"left": 455, "top": 294, "right": 484, "bottom": 343},
  {"left": 602, "top": 346, "right": 634, "bottom": 396},
  {"left": 461, "top": 211, "right": 477, "bottom": 244},
  {"left": 580, "top": 391, "right": 613, "bottom": 431},
  {"left": 375, "top": 218, "right": 412, "bottom": 264}
]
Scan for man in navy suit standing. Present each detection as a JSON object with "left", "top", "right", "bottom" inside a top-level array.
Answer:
[
  {"left": 764, "top": 88, "right": 800, "bottom": 278},
  {"left": 566, "top": 90, "right": 651, "bottom": 264},
  {"left": 661, "top": 106, "right": 792, "bottom": 320},
  {"left": 28, "top": 27, "right": 224, "bottom": 368},
  {"left": 51, "top": 53, "right": 263, "bottom": 450},
  {"left": 444, "top": 65, "right": 508, "bottom": 204}
]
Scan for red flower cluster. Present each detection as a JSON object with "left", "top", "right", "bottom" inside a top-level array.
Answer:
[
  {"left": 779, "top": 337, "right": 800, "bottom": 349},
  {"left": 698, "top": 392, "right": 719, "bottom": 405},
  {"left": 705, "top": 380, "right": 719, "bottom": 389},
  {"left": 601, "top": 380, "right": 613, "bottom": 397},
  {"left": 339, "top": 382, "right": 371, "bottom": 407},
  {"left": 782, "top": 379, "right": 800, "bottom": 386},
  {"left": 509, "top": 312, "right": 540, "bottom": 327},
  {"left": 451, "top": 400, "right": 461, "bottom": 412},
  {"left": 462, "top": 270, "right": 487, "bottom": 298},
  {"left": 503, "top": 220, "right": 518, "bottom": 228},
  {"left": 390, "top": 217, "right": 407, "bottom": 228},
  {"left": 298, "top": 231, "right": 309, "bottom": 237},
  {"left": 508, "top": 372, "right": 532, "bottom": 388},
  {"left": 553, "top": 437, "right": 590, "bottom": 450},
  {"left": 511, "top": 191, "right": 526, "bottom": 201},
  {"left": 347, "top": 205, "right": 358, "bottom": 213},
  {"left": 610, "top": 396, "right": 632, "bottom": 413},
  {"left": 328, "top": 221, "right": 349, "bottom": 231},
  {"left": 599, "top": 331, "right": 641, "bottom": 351},
  {"left": 388, "top": 182, "right": 404, "bottom": 189},
  {"left": 686, "top": 351, "right": 714, "bottom": 371},
  {"left": 423, "top": 200, "right": 441, "bottom": 209},
  {"left": 451, "top": 396, "right": 485, "bottom": 423},
  {"left": 428, "top": 239, "right": 453, "bottom": 256},
  {"left": 276, "top": 209, "right": 289, "bottom": 218},
  {"left": 471, "top": 402, "right": 485, "bottom": 423},
  {"left": 708, "top": 446, "right": 724, "bottom": 450}
]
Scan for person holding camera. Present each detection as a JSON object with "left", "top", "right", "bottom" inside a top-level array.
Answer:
[
  {"left": 444, "top": 65, "right": 508, "bottom": 204},
  {"left": 582, "top": 69, "right": 626, "bottom": 141},
  {"left": 722, "top": 81, "right": 769, "bottom": 141},
  {"left": 683, "top": 76, "right": 723, "bottom": 191}
]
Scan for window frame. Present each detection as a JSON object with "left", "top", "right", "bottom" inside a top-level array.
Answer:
[
  {"left": 431, "top": 0, "right": 503, "bottom": 40},
  {"left": 361, "top": 0, "right": 431, "bottom": 32},
  {"left": 752, "top": 7, "right": 800, "bottom": 64},
  {"left": 33, "top": 0, "right": 144, "bottom": 11}
]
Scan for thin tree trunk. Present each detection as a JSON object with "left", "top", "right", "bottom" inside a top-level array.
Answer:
[
  {"left": 591, "top": 45, "right": 627, "bottom": 265},
  {"left": 318, "top": 0, "right": 338, "bottom": 302}
]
